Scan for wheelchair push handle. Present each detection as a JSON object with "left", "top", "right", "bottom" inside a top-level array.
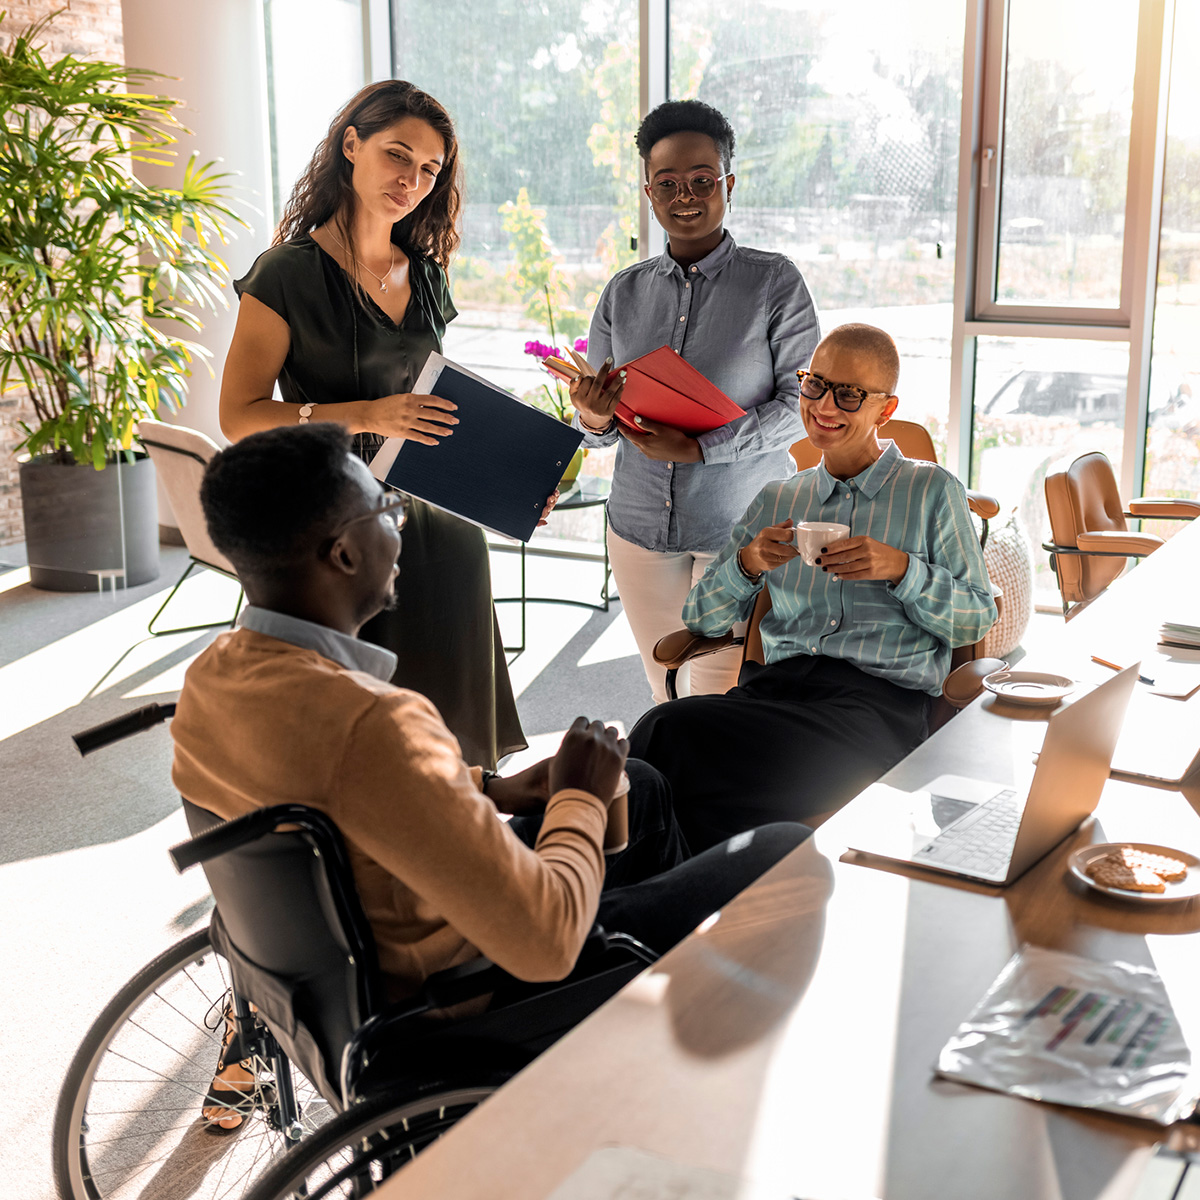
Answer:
[{"left": 72, "top": 702, "right": 177, "bottom": 756}]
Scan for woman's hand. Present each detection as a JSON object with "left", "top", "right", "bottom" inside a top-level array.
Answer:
[
  {"left": 369, "top": 392, "right": 459, "bottom": 444},
  {"left": 620, "top": 415, "right": 702, "bottom": 463},
  {"left": 739, "top": 519, "right": 800, "bottom": 576},
  {"left": 537, "top": 488, "right": 560, "bottom": 527},
  {"left": 570, "top": 358, "right": 623, "bottom": 431},
  {"left": 815, "top": 536, "right": 909, "bottom": 585}
]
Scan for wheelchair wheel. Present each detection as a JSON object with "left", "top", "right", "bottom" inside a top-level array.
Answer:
[
  {"left": 239, "top": 1074, "right": 514, "bottom": 1200},
  {"left": 53, "top": 927, "right": 334, "bottom": 1200}
]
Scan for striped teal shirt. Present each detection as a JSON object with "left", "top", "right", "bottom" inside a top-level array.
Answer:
[{"left": 683, "top": 441, "right": 996, "bottom": 696}]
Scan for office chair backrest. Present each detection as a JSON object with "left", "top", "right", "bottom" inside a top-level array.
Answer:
[
  {"left": 1043, "top": 451, "right": 1128, "bottom": 606},
  {"left": 137, "top": 420, "right": 236, "bottom": 575},
  {"left": 789, "top": 419, "right": 937, "bottom": 473},
  {"left": 179, "top": 800, "right": 385, "bottom": 1108}
]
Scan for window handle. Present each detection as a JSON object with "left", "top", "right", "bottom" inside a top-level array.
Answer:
[{"left": 981, "top": 146, "right": 996, "bottom": 189}]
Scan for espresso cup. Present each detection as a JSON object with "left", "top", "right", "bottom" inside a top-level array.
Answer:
[{"left": 793, "top": 521, "right": 850, "bottom": 566}]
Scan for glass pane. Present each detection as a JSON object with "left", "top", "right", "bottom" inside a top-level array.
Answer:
[
  {"left": 392, "top": 0, "right": 637, "bottom": 437},
  {"left": 1145, "top": 0, "right": 1200, "bottom": 537},
  {"left": 993, "top": 0, "right": 1137, "bottom": 308},
  {"left": 669, "top": 0, "right": 965, "bottom": 451},
  {"left": 264, "top": 0, "right": 365, "bottom": 221},
  {"left": 972, "top": 337, "right": 1128, "bottom": 607}
]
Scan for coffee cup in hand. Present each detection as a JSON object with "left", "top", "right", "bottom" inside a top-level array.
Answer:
[{"left": 793, "top": 522, "right": 850, "bottom": 566}]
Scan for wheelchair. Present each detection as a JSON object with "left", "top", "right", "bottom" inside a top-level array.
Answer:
[{"left": 53, "top": 703, "right": 658, "bottom": 1200}]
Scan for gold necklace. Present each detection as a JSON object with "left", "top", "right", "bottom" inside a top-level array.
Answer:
[{"left": 327, "top": 226, "right": 395, "bottom": 293}]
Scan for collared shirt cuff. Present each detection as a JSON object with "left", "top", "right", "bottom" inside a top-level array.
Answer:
[
  {"left": 696, "top": 423, "right": 735, "bottom": 463},
  {"left": 572, "top": 411, "right": 617, "bottom": 447},
  {"left": 889, "top": 553, "right": 927, "bottom": 601}
]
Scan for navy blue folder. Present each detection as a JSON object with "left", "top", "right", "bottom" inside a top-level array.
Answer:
[{"left": 369, "top": 353, "right": 583, "bottom": 543}]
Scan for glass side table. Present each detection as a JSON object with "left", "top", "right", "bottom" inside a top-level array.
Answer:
[{"left": 490, "top": 476, "right": 611, "bottom": 653}]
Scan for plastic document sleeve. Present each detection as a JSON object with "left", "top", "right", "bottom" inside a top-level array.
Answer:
[{"left": 370, "top": 352, "right": 582, "bottom": 543}]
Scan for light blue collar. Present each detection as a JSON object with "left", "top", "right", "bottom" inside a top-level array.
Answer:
[
  {"left": 816, "top": 438, "right": 904, "bottom": 501},
  {"left": 237, "top": 606, "right": 397, "bottom": 681},
  {"left": 654, "top": 230, "right": 736, "bottom": 280}
]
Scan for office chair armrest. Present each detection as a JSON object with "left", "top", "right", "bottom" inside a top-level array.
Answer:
[
  {"left": 1126, "top": 497, "right": 1200, "bottom": 520},
  {"left": 653, "top": 628, "right": 741, "bottom": 669},
  {"left": 1076, "top": 529, "right": 1163, "bottom": 557},
  {"left": 942, "top": 657, "right": 1008, "bottom": 711},
  {"left": 966, "top": 490, "right": 1000, "bottom": 521}
]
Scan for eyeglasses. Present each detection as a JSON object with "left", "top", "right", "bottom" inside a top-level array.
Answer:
[
  {"left": 796, "top": 370, "right": 889, "bottom": 413},
  {"left": 645, "top": 172, "right": 730, "bottom": 201},
  {"left": 326, "top": 492, "right": 408, "bottom": 545}
]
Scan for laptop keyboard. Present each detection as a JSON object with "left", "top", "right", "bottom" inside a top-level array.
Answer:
[{"left": 913, "top": 788, "right": 1022, "bottom": 877}]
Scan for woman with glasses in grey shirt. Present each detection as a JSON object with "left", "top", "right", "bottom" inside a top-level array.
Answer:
[{"left": 571, "top": 99, "right": 821, "bottom": 704}]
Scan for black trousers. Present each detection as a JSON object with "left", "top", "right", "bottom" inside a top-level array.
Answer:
[
  {"left": 628, "top": 655, "right": 931, "bottom": 853},
  {"left": 509, "top": 760, "right": 809, "bottom": 957}
]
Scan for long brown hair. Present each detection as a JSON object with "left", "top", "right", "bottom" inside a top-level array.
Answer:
[{"left": 275, "top": 80, "right": 462, "bottom": 273}]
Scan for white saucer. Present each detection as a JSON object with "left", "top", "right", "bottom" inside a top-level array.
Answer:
[
  {"left": 982, "top": 669, "right": 1075, "bottom": 705},
  {"left": 1069, "top": 842, "right": 1200, "bottom": 903}
]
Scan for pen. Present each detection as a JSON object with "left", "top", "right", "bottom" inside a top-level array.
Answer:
[{"left": 1091, "top": 656, "right": 1155, "bottom": 686}]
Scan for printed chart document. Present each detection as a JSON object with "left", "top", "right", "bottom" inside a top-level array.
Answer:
[
  {"left": 611, "top": 346, "right": 745, "bottom": 436},
  {"left": 936, "top": 945, "right": 1200, "bottom": 1124},
  {"left": 369, "top": 352, "right": 582, "bottom": 543}
]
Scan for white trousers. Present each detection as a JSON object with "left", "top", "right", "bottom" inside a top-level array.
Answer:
[{"left": 607, "top": 526, "right": 746, "bottom": 705}]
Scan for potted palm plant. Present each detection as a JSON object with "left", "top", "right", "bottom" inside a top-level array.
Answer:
[{"left": 0, "top": 16, "right": 245, "bottom": 590}]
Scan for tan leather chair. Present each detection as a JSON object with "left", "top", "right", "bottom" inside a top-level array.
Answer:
[
  {"left": 137, "top": 419, "right": 244, "bottom": 636},
  {"left": 654, "top": 586, "right": 1003, "bottom": 744},
  {"left": 1043, "top": 451, "right": 1199, "bottom": 620}
]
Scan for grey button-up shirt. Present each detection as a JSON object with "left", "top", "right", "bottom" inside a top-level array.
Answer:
[{"left": 577, "top": 233, "right": 820, "bottom": 553}]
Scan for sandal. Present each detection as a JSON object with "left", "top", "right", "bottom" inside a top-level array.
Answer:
[{"left": 201, "top": 1000, "right": 276, "bottom": 1135}]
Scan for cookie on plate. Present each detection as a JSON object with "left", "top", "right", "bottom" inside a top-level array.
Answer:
[
  {"left": 1118, "top": 848, "right": 1188, "bottom": 882},
  {"left": 1086, "top": 855, "right": 1167, "bottom": 893}
]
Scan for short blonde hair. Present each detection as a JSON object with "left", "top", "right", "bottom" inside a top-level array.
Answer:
[{"left": 820, "top": 323, "right": 900, "bottom": 394}]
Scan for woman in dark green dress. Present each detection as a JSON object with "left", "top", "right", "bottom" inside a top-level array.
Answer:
[{"left": 220, "top": 79, "right": 525, "bottom": 769}]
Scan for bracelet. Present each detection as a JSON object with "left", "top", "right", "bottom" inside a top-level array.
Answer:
[
  {"left": 480, "top": 769, "right": 498, "bottom": 796},
  {"left": 736, "top": 548, "right": 763, "bottom": 583},
  {"left": 579, "top": 413, "right": 614, "bottom": 435},
  {"left": 298, "top": 402, "right": 315, "bottom": 425}
]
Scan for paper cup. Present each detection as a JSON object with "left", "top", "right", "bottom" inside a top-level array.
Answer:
[
  {"left": 603, "top": 771, "right": 630, "bottom": 854},
  {"left": 794, "top": 522, "right": 850, "bottom": 566}
]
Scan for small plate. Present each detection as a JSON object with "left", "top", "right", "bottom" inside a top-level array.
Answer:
[
  {"left": 1069, "top": 842, "right": 1200, "bottom": 903},
  {"left": 982, "top": 669, "right": 1075, "bottom": 705}
]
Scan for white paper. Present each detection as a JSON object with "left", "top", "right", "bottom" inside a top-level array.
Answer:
[{"left": 937, "top": 945, "right": 1199, "bottom": 1125}]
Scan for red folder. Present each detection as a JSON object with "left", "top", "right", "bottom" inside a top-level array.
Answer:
[{"left": 609, "top": 346, "right": 745, "bottom": 436}]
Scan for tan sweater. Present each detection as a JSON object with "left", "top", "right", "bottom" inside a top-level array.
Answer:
[{"left": 171, "top": 629, "right": 608, "bottom": 999}]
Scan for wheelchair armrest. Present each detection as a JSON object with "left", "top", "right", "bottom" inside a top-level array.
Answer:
[
  {"left": 418, "top": 956, "right": 517, "bottom": 1011},
  {"left": 966, "top": 490, "right": 1000, "bottom": 521},
  {"left": 943, "top": 657, "right": 1008, "bottom": 710},
  {"left": 1126, "top": 497, "right": 1200, "bottom": 520},
  {"left": 1076, "top": 529, "right": 1163, "bottom": 557},
  {"left": 169, "top": 803, "right": 346, "bottom": 872},
  {"left": 653, "top": 627, "right": 740, "bottom": 669}
]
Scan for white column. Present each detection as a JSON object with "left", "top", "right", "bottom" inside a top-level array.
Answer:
[{"left": 121, "top": 0, "right": 275, "bottom": 529}]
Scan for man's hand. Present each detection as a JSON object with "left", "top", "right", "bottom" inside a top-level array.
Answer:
[
  {"left": 619, "top": 415, "right": 702, "bottom": 463},
  {"left": 816, "top": 536, "right": 909, "bottom": 585},
  {"left": 548, "top": 716, "right": 628, "bottom": 806},
  {"left": 485, "top": 760, "right": 551, "bottom": 815},
  {"left": 739, "top": 519, "right": 800, "bottom": 576},
  {"left": 570, "top": 360, "right": 623, "bottom": 431}
]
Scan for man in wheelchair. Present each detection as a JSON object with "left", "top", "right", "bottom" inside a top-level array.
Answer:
[
  {"left": 171, "top": 422, "right": 809, "bottom": 1130},
  {"left": 629, "top": 323, "right": 997, "bottom": 850}
]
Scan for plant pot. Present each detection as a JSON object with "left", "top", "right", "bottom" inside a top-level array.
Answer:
[
  {"left": 19, "top": 454, "right": 160, "bottom": 591},
  {"left": 559, "top": 447, "right": 585, "bottom": 487}
]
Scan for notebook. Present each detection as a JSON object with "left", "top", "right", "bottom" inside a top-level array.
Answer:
[
  {"left": 369, "top": 353, "right": 582, "bottom": 543},
  {"left": 609, "top": 346, "right": 745, "bottom": 436},
  {"left": 847, "top": 664, "right": 1138, "bottom": 886}
]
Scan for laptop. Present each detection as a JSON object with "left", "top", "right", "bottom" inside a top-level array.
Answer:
[{"left": 847, "top": 663, "right": 1139, "bottom": 886}]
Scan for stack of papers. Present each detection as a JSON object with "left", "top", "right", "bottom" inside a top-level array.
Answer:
[{"left": 1160, "top": 618, "right": 1200, "bottom": 651}]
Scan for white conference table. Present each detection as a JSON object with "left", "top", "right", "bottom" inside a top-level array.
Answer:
[{"left": 374, "top": 522, "right": 1200, "bottom": 1200}]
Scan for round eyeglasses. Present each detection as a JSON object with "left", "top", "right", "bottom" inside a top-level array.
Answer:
[
  {"left": 645, "top": 172, "right": 729, "bottom": 202},
  {"left": 796, "top": 370, "right": 889, "bottom": 414},
  {"left": 327, "top": 492, "right": 408, "bottom": 543}
]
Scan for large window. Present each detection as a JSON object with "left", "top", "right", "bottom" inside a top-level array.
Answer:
[
  {"left": 669, "top": 0, "right": 966, "bottom": 447},
  {"left": 392, "top": 1, "right": 638, "bottom": 407},
  {"left": 1146, "top": 0, "right": 1200, "bottom": 521}
]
